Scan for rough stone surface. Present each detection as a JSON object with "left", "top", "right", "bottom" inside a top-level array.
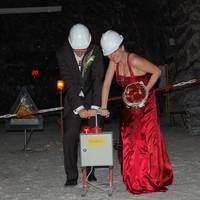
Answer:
[
  {"left": 167, "top": 0, "right": 200, "bottom": 134},
  {"left": 185, "top": 106, "right": 200, "bottom": 135}
]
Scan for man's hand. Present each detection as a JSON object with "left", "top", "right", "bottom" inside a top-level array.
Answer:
[
  {"left": 87, "top": 109, "right": 97, "bottom": 118},
  {"left": 79, "top": 109, "right": 88, "bottom": 118}
]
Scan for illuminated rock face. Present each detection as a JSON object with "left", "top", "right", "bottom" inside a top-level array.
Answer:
[
  {"left": 167, "top": 0, "right": 200, "bottom": 134},
  {"left": 185, "top": 107, "right": 200, "bottom": 136}
]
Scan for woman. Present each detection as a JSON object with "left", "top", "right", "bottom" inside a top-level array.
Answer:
[{"left": 99, "top": 30, "right": 173, "bottom": 194}]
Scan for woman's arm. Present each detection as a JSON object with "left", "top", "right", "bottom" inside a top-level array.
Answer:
[
  {"left": 100, "top": 61, "right": 115, "bottom": 117},
  {"left": 130, "top": 53, "right": 161, "bottom": 91}
]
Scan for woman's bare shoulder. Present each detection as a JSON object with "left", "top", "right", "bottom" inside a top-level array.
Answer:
[
  {"left": 130, "top": 52, "right": 147, "bottom": 66},
  {"left": 128, "top": 52, "right": 140, "bottom": 65}
]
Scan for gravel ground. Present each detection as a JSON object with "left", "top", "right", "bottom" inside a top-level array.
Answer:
[{"left": 0, "top": 115, "right": 200, "bottom": 200}]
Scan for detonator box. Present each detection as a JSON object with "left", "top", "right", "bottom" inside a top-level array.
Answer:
[{"left": 80, "top": 132, "right": 113, "bottom": 167}]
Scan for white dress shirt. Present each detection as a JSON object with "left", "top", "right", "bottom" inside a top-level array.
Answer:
[{"left": 73, "top": 52, "right": 99, "bottom": 115}]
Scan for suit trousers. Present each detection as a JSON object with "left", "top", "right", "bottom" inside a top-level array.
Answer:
[
  {"left": 63, "top": 113, "right": 81, "bottom": 180},
  {"left": 63, "top": 112, "right": 102, "bottom": 180}
]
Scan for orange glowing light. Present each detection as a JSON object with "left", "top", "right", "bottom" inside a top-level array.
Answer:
[{"left": 57, "top": 80, "right": 64, "bottom": 91}]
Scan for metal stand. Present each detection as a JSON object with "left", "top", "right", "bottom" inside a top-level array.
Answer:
[
  {"left": 81, "top": 168, "right": 88, "bottom": 197},
  {"left": 22, "top": 129, "right": 34, "bottom": 151},
  {"left": 59, "top": 90, "right": 64, "bottom": 140},
  {"left": 81, "top": 166, "right": 113, "bottom": 197},
  {"left": 108, "top": 166, "right": 113, "bottom": 196}
]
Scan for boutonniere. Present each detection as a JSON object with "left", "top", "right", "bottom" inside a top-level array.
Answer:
[{"left": 81, "top": 48, "right": 95, "bottom": 78}]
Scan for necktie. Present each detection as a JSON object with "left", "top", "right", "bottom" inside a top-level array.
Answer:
[{"left": 78, "top": 60, "right": 82, "bottom": 72}]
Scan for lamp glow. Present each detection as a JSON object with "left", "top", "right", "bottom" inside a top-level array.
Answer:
[{"left": 57, "top": 80, "right": 64, "bottom": 91}]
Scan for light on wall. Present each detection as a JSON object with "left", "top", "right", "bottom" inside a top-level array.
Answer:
[
  {"left": 169, "top": 37, "right": 175, "bottom": 46},
  {"left": 0, "top": 6, "right": 62, "bottom": 14}
]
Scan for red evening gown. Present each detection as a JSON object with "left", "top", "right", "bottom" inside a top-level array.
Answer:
[{"left": 116, "top": 54, "right": 173, "bottom": 195}]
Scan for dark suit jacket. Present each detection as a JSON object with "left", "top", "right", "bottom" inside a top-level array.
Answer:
[{"left": 56, "top": 42, "right": 104, "bottom": 116}]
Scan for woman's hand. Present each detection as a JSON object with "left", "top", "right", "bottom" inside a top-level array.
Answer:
[{"left": 98, "top": 108, "right": 110, "bottom": 118}]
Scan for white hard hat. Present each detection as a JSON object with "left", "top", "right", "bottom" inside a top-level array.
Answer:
[
  {"left": 100, "top": 30, "right": 124, "bottom": 56},
  {"left": 68, "top": 24, "right": 91, "bottom": 49}
]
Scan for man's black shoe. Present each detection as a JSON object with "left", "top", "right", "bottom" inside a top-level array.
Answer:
[
  {"left": 64, "top": 179, "right": 77, "bottom": 186},
  {"left": 88, "top": 174, "right": 97, "bottom": 182}
]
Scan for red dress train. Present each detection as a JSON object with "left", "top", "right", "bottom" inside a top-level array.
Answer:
[{"left": 116, "top": 54, "right": 173, "bottom": 195}]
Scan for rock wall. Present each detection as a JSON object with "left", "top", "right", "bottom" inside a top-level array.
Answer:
[{"left": 169, "top": 0, "right": 200, "bottom": 134}]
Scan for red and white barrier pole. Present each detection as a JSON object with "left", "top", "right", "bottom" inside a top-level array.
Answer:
[{"left": 108, "top": 76, "right": 200, "bottom": 102}]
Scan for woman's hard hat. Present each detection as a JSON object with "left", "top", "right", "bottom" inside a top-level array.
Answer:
[{"left": 100, "top": 30, "right": 124, "bottom": 56}]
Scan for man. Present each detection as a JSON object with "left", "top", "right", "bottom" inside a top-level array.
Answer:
[{"left": 56, "top": 23, "right": 104, "bottom": 186}]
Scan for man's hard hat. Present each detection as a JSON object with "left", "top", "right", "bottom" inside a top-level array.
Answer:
[{"left": 68, "top": 23, "right": 91, "bottom": 49}]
